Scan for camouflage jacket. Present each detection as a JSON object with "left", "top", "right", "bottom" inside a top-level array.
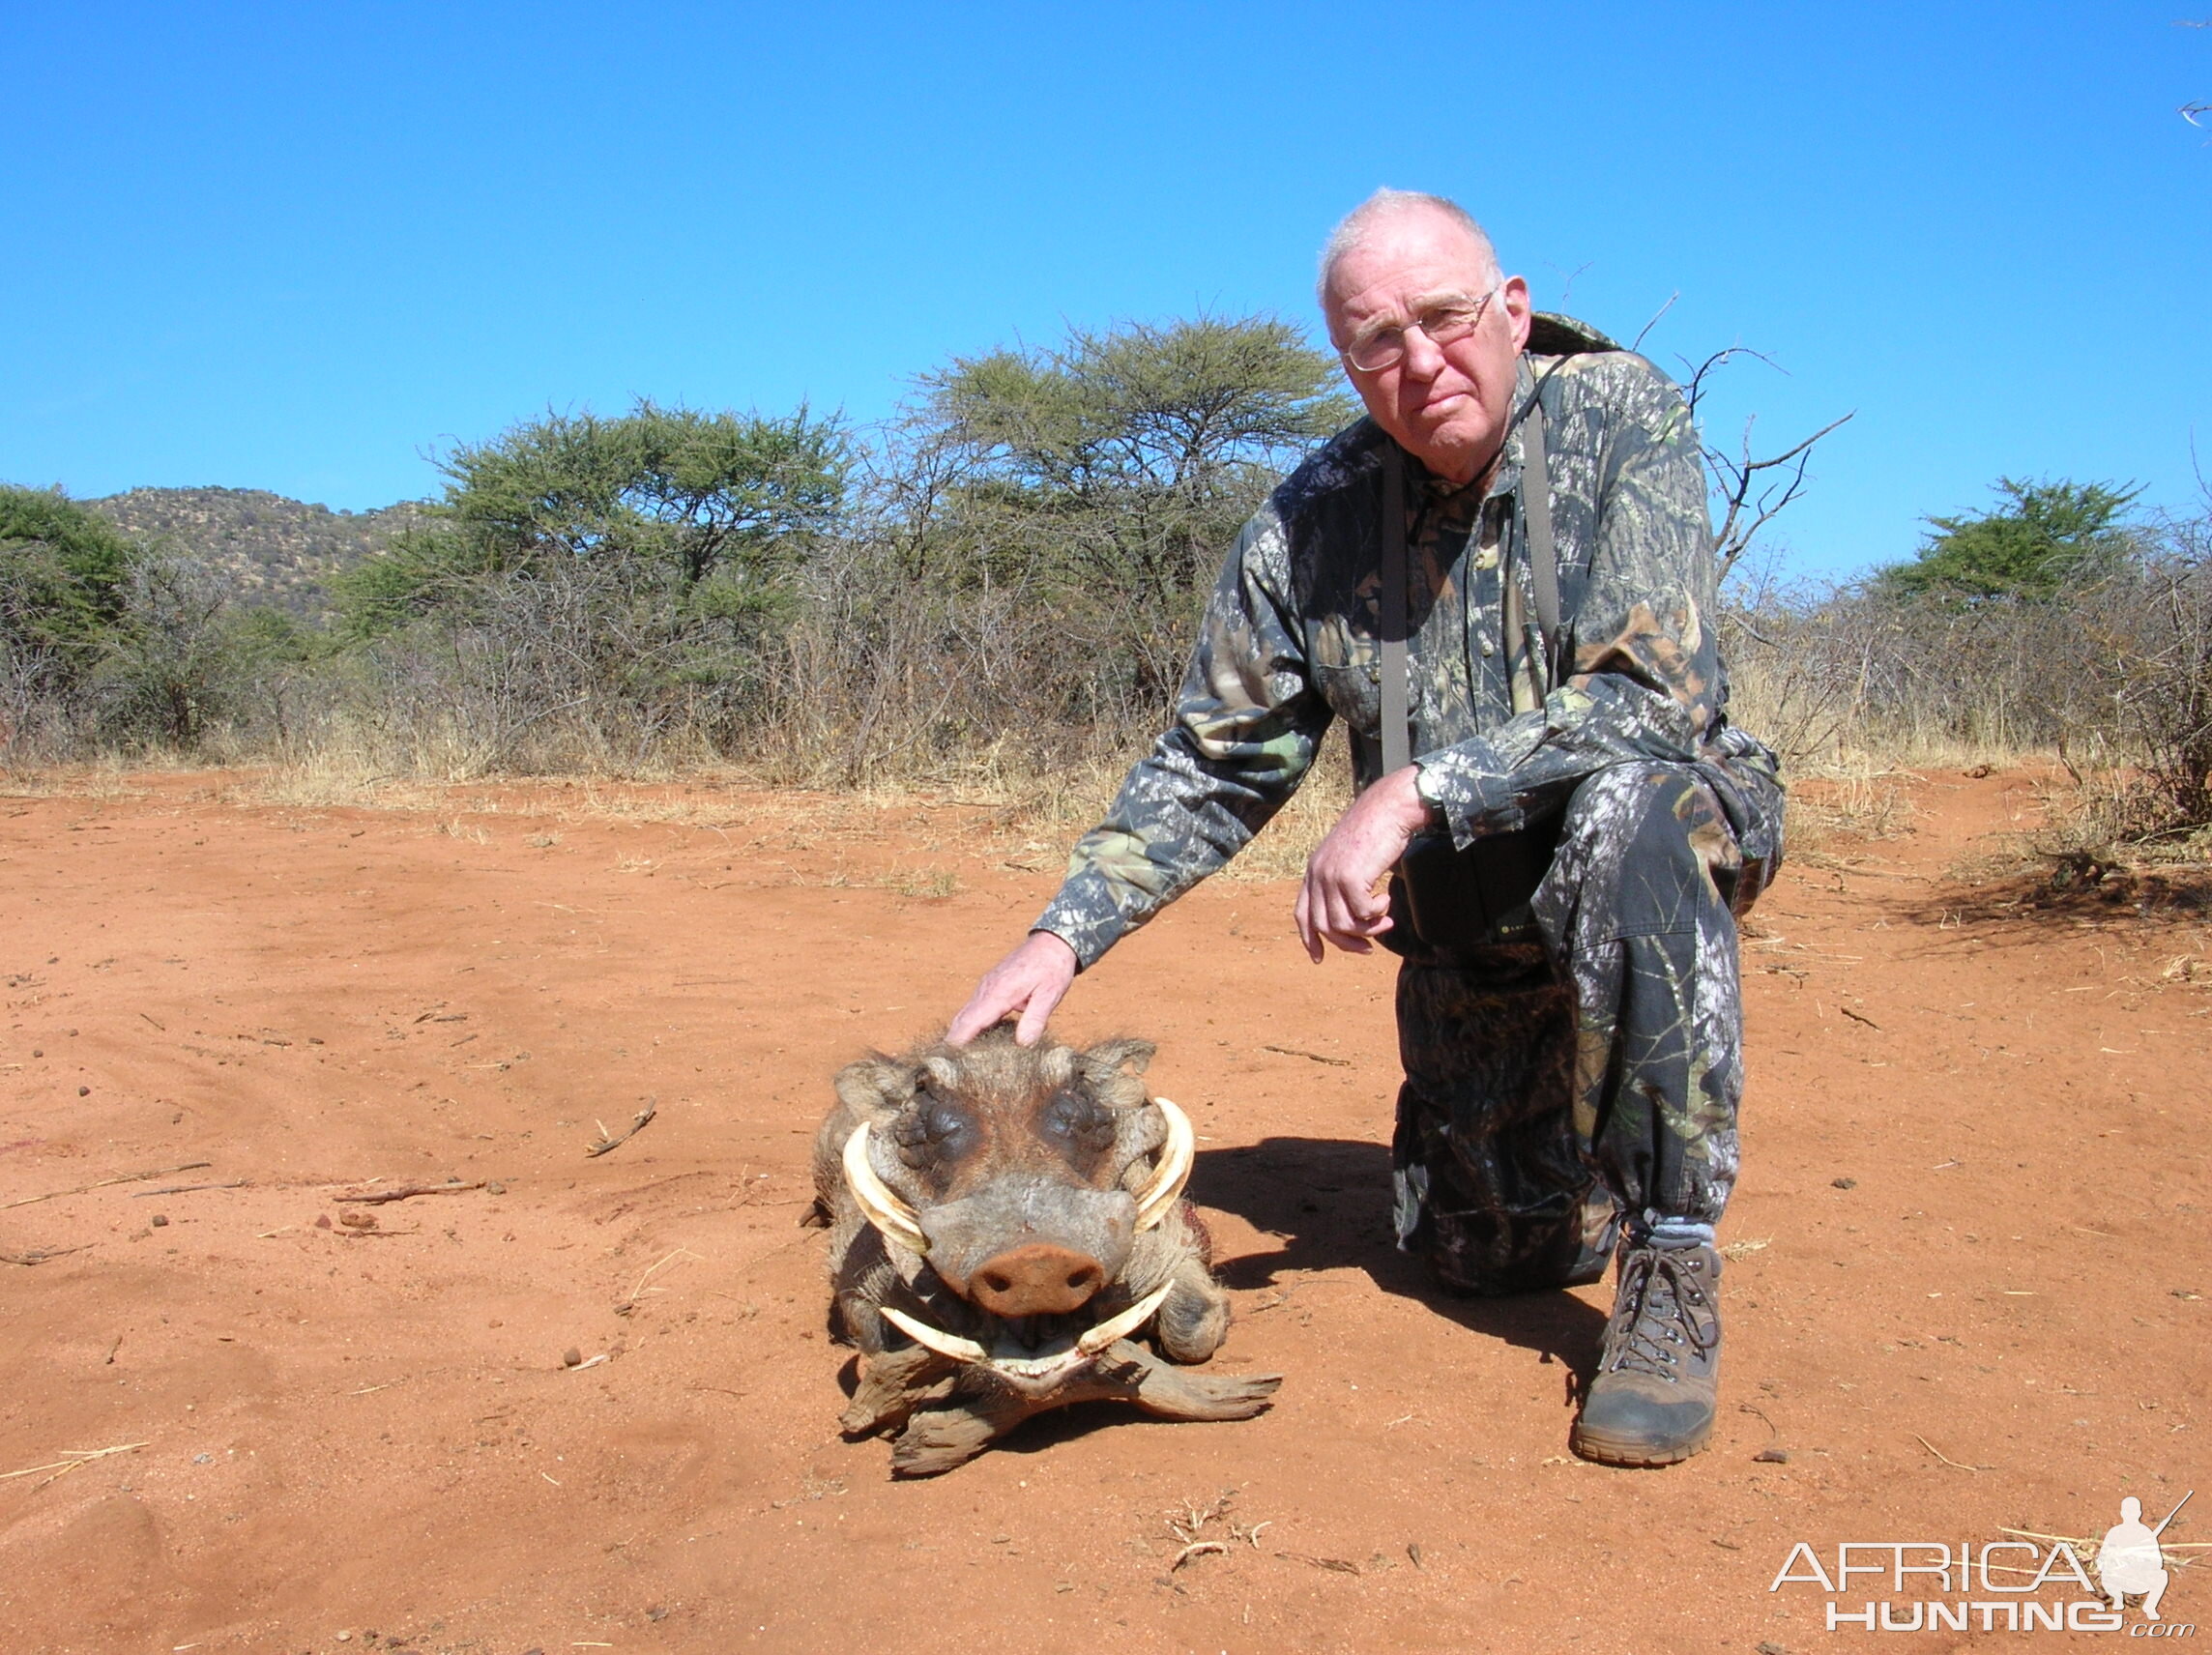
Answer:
[{"left": 1036, "top": 340, "right": 1748, "bottom": 970}]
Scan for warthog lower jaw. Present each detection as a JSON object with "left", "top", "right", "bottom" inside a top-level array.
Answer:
[{"left": 878, "top": 1282, "right": 1174, "bottom": 1394}]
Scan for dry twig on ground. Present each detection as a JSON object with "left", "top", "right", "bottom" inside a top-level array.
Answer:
[
  {"left": 586, "top": 1101, "right": 657, "bottom": 1157},
  {"left": 1, "top": 1161, "right": 211, "bottom": 1210},
  {"left": 1, "top": 1245, "right": 91, "bottom": 1266},
  {"left": 1165, "top": 1489, "right": 1270, "bottom": 1572},
  {"left": 615, "top": 1246, "right": 702, "bottom": 1314},
  {"left": 1911, "top": 1432, "right": 1990, "bottom": 1472},
  {"left": 1263, "top": 1044, "right": 1353, "bottom": 1067},
  {"left": 334, "top": 1178, "right": 487, "bottom": 1205},
  {"left": 0, "top": 1442, "right": 148, "bottom": 1490}
]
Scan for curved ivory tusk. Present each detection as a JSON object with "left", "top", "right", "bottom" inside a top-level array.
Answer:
[
  {"left": 842, "top": 1123, "right": 929, "bottom": 1256},
  {"left": 1131, "top": 1096, "right": 1195, "bottom": 1232},
  {"left": 879, "top": 1304, "right": 987, "bottom": 1364},
  {"left": 1076, "top": 1280, "right": 1173, "bottom": 1354}
]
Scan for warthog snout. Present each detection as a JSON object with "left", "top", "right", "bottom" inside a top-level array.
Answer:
[{"left": 969, "top": 1241, "right": 1108, "bottom": 1317}]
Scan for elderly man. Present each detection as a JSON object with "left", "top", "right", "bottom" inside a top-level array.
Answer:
[{"left": 947, "top": 189, "right": 1784, "bottom": 1466}]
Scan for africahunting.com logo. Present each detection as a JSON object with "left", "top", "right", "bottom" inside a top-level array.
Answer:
[{"left": 1769, "top": 1492, "right": 2197, "bottom": 1635}]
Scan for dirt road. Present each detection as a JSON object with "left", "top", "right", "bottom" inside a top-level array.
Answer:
[{"left": 0, "top": 769, "right": 2203, "bottom": 1652}]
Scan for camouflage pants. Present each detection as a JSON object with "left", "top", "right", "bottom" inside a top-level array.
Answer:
[{"left": 1391, "top": 751, "right": 1784, "bottom": 1295}]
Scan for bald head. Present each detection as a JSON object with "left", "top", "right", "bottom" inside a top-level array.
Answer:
[
  {"left": 1315, "top": 189, "right": 1531, "bottom": 486},
  {"left": 1317, "top": 189, "right": 1500, "bottom": 308}
]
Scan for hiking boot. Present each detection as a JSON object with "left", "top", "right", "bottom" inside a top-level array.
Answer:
[{"left": 1570, "top": 1238, "right": 1722, "bottom": 1466}]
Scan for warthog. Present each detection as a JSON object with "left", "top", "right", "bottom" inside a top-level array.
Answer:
[{"left": 812, "top": 1028, "right": 1282, "bottom": 1476}]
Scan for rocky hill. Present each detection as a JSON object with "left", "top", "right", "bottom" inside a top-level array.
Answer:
[{"left": 87, "top": 486, "right": 428, "bottom": 619}]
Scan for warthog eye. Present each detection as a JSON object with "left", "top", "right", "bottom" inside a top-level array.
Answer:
[
  {"left": 1038, "top": 1089, "right": 1116, "bottom": 1162},
  {"left": 892, "top": 1089, "right": 975, "bottom": 1176}
]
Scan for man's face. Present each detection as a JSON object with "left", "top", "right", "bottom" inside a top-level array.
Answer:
[{"left": 1324, "top": 209, "right": 1531, "bottom": 487}]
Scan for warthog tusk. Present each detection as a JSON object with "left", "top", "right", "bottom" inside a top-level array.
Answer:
[
  {"left": 878, "top": 1305, "right": 988, "bottom": 1363},
  {"left": 1077, "top": 1280, "right": 1172, "bottom": 1354},
  {"left": 1132, "top": 1097, "right": 1195, "bottom": 1232},
  {"left": 878, "top": 1282, "right": 1173, "bottom": 1371},
  {"left": 842, "top": 1123, "right": 929, "bottom": 1256}
]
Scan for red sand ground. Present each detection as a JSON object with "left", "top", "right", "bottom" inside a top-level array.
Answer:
[{"left": 0, "top": 769, "right": 2204, "bottom": 1653}]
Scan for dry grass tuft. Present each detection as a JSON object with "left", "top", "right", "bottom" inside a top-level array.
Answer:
[
  {"left": 1936, "top": 763, "right": 2212, "bottom": 922},
  {"left": 1782, "top": 757, "right": 1923, "bottom": 863},
  {"left": 879, "top": 867, "right": 961, "bottom": 899},
  {"left": 233, "top": 750, "right": 445, "bottom": 812},
  {"left": 0, "top": 761, "right": 145, "bottom": 801}
]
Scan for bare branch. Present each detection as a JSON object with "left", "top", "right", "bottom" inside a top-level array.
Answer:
[
  {"left": 1709, "top": 411, "right": 1856, "bottom": 579},
  {"left": 1631, "top": 291, "right": 1678, "bottom": 355},
  {"left": 1679, "top": 345, "right": 1784, "bottom": 424},
  {"left": 1746, "top": 411, "right": 1855, "bottom": 477},
  {"left": 1546, "top": 260, "right": 1595, "bottom": 306}
]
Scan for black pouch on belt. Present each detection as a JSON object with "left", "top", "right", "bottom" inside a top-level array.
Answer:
[
  {"left": 1374, "top": 385, "right": 1566, "bottom": 956},
  {"left": 1387, "top": 818, "right": 1561, "bottom": 951}
]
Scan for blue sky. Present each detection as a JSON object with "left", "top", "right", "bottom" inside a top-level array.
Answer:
[{"left": 4, "top": 1, "right": 2206, "bottom": 580}]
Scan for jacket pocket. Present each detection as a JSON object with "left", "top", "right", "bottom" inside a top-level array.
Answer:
[
  {"left": 1312, "top": 615, "right": 1383, "bottom": 737},
  {"left": 1314, "top": 661, "right": 1382, "bottom": 738}
]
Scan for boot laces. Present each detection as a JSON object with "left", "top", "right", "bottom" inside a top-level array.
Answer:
[{"left": 1600, "top": 1246, "right": 1717, "bottom": 1380}]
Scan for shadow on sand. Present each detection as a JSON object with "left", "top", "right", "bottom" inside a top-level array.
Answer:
[{"left": 1190, "top": 1136, "right": 1610, "bottom": 1383}]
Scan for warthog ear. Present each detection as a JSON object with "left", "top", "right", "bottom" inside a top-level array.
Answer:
[
  {"left": 1079, "top": 1037, "right": 1155, "bottom": 1087},
  {"left": 1082, "top": 1038, "right": 1157, "bottom": 1131},
  {"left": 833, "top": 1056, "right": 921, "bottom": 1121}
]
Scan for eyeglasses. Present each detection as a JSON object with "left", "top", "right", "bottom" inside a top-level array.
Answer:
[{"left": 1341, "top": 285, "right": 1501, "bottom": 373}]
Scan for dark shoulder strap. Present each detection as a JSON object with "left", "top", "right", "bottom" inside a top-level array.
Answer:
[
  {"left": 1380, "top": 445, "right": 1411, "bottom": 775},
  {"left": 1522, "top": 400, "right": 1561, "bottom": 677}
]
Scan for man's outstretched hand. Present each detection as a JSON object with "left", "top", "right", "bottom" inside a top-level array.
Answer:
[
  {"left": 946, "top": 930, "right": 1079, "bottom": 1046},
  {"left": 1295, "top": 765, "right": 1433, "bottom": 963},
  {"left": 949, "top": 770, "right": 1430, "bottom": 1039}
]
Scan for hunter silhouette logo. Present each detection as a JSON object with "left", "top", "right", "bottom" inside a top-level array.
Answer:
[
  {"left": 1767, "top": 1487, "right": 2197, "bottom": 1634},
  {"left": 2098, "top": 1492, "right": 2190, "bottom": 1622}
]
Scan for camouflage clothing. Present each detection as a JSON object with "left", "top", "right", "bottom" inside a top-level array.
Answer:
[
  {"left": 1395, "top": 756, "right": 1776, "bottom": 1292},
  {"left": 1033, "top": 336, "right": 1785, "bottom": 1289}
]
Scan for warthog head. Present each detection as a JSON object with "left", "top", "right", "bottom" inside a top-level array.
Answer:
[
  {"left": 812, "top": 1027, "right": 1279, "bottom": 1476},
  {"left": 837, "top": 1032, "right": 1189, "bottom": 1321}
]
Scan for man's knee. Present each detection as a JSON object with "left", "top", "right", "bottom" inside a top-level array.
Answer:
[
  {"left": 1561, "top": 761, "right": 1717, "bottom": 859},
  {"left": 1546, "top": 762, "right": 1742, "bottom": 938}
]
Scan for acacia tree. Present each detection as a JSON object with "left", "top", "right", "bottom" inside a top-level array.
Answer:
[
  {"left": 767, "top": 314, "right": 1352, "bottom": 781},
  {"left": 917, "top": 314, "right": 1354, "bottom": 607},
  {"left": 1874, "top": 478, "right": 2142, "bottom": 605},
  {"left": 332, "top": 400, "right": 849, "bottom": 774},
  {"left": 0, "top": 486, "right": 133, "bottom": 661},
  {"left": 337, "top": 400, "right": 849, "bottom": 640},
  {"left": 0, "top": 487, "right": 140, "bottom": 753}
]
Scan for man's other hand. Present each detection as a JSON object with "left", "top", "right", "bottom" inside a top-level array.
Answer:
[
  {"left": 1295, "top": 765, "right": 1432, "bottom": 963},
  {"left": 946, "top": 931, "right": 1080, "bottom": 1046}
]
